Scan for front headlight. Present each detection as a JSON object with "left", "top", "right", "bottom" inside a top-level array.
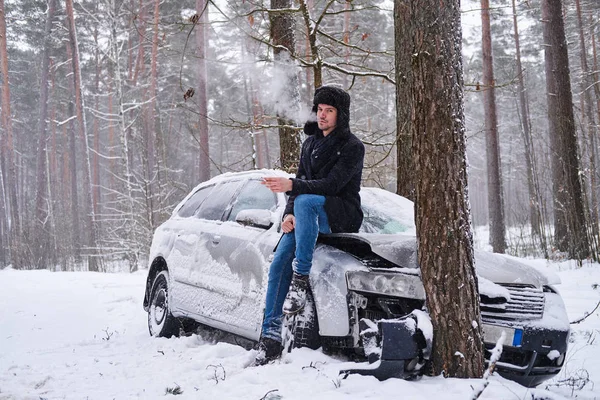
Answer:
[{"left": 346, "top": 270, "right": 426, "bottom": 299}]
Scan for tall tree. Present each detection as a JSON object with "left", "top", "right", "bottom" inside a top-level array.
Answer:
[
  {"left": 147, "top": 0, "right": 163, "bottom": 229},
  {"left": 108, "top": 0, "right": 140, "bottom": 272},
  {"left": 574, "top": 0, "right": 599, "bottom": 252},
  {"left": 65, "top": 0, "right": 100, "bottom": 271},
  {"left": 394, "top": 0, "right": 414, "bottom": 201},
  {"left": 33, "top": 0, "right": 57, "bottom": 269},
  {"left": 409, "top": 0, "right": 485, "bottom": 378},
  {"left": 542, "top": 0, "right": 590, "bottom": 259},
  {"left": 0, "top": 0, "right": 21, "bottom": 269},
  {"left": 511, "top": 0, "right": 546, "bottom": 253},
  {"left": 481, "top": 0, "right": 506, "bottom": 253},
  {"left": 196, "top": 0, "right": 210, "bottom": 182},
  {"left": 270, "top": 0, "right": 301, "bottom": 173}
]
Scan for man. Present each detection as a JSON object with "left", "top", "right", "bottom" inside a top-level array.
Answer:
[{"left": 255, "top": 85, "right": 365, "bottom": 365}]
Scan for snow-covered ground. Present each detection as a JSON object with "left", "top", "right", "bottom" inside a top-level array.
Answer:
[{"left": 1, "top": 259, "right": 599, "bottom": 400}]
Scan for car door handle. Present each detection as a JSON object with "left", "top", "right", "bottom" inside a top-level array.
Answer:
[{"left": 212, "top": 235, "right": 221, "bottom": 245}]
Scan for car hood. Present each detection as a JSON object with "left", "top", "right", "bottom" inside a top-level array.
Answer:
[{"left": 326, "top": 233, "right": 552, "bottom": 288}]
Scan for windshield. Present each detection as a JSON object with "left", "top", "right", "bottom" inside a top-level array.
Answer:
[{"left": 359, "top": 188, "right": 416, "bottom": 235}]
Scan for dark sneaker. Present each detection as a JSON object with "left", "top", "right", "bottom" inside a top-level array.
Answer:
[
  {"left": 283, "top": 272, "right": 309, "bottom": 315},
  {"left": 254, "top": 337, "right": 283, "bottom": 366}
]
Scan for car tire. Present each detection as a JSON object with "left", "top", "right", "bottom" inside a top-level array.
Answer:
[
  {"left": 291, "top": 288, "right": 321, "bottom": 350},
  {"left": 148, "top": 270, "right": 180, "bottom": 338}
]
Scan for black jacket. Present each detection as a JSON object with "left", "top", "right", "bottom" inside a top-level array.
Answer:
[{"left": 284, "top": 86, "right": 365, "bottom": 233}]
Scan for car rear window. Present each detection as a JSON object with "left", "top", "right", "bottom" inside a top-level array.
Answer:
[{"left": 177, "top": 185, "right": 215, "bottom": 218}]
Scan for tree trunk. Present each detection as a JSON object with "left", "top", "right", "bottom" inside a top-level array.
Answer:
[
  {"left": 574, "top": 0, "right": 599, "bottom": 258},
  {"left": 146, "top": 0, "right": 162, "bottom": 230},
  {"left": 0, "top": 159, "right": 6, "bottom": 266},
  {"left": 592, "top": 21, "right": 600, "bottom": 132},
  {"left": 409, "top": 0, "right": 485, "bottom": 378},
  {"left": 511, "top": 0, "right": 546, "bottom": 250},
  {"left": 343, "top": 1, "right": 350, "bottom": 88},
  {"left": 394, "top": 0, "right": 414, "bottom": 201},
  {"left": 299, "top": 0, "right": 322, "bottom": 88},
  {"left": 542, "top": 0, "right": 590, "bottom": 260},
  {"left": 0, "top": 0, "right": 22, "bottom": 269},
  {"left": 132, "top": 0, "right": 146, "bottom": 87},
  {"left": 196, "top": 0, "right": 210, "bottom": 182},
  {"left": 92, "top": 16, "right": 101, "bottom": 233},
  {"left": 481, "top": 0, "right": 506, "bottom": 254},
  {"left": 110, "top": 0, "right": 139, "bottom": 272},
  {"left": 270, "top": 0, "right": 301, "bottom": 173},
  {"left": 250, "top": 75, "right": 266, "bottom": 169},
  {"left": 65, "top": 0, "right": 100, "bottom": 271},
  {"left": 67, "top": 100, "right": 82, "bottom": 263},
  {"left": 33, "top": 0, "right": 57, "bottom": 269}
]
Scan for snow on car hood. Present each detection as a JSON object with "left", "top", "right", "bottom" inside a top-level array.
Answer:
[{"left": 326, "top": 233, "right": 552, "bottom": 289}]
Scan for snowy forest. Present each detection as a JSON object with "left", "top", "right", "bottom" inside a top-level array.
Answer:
[{"left": 1, "top": 0, "right": 600, "bottom": 272}]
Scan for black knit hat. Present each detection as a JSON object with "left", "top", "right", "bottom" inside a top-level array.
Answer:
[{"left": 304, "top": 85, "right": 351, "bottom": 136}]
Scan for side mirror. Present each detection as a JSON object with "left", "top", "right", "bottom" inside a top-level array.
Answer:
[{"left": 235, "top": 209, "right": 274, "bottom": 230}]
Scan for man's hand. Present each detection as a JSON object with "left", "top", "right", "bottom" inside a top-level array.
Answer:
[
  {"left": 281, "top": 214, "right": 296, "bottom": 233},
  {"left": 261, "top": 177, "right": 293, "bottom": 193}
]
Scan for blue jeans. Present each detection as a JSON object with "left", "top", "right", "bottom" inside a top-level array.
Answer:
[{"left": 260, "top": 194, "right": 331, "bottom": 341}]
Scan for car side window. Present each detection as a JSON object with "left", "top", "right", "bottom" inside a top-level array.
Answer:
[
  {"left": 177, "top": 185, "right": 215, "bottom": 218},
  {"left": 227, "top": 179, "right": 277, "bottom": 221},
  {"left": 196, "top": 180, "right": 244, "bottom": 221}
]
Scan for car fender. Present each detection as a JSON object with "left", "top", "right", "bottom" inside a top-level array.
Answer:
[{"left": 310, "top": 244, "right": 367, "bottom": 337}]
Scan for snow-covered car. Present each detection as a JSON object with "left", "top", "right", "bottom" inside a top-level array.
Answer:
[{"left": 143, "top": 170, "right": 569, "bottom": 387}]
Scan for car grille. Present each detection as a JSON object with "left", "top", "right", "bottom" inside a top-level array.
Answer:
[
  {"left": 481, "top": 284, "right": 545, "bottom": 322},
  {"left": 354, "top": 284, "right": 544, "bottom": 324}
]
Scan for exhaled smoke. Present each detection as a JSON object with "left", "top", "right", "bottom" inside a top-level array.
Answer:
[{"left": 254, "top": 54, "right": 312, "bottom": 126}]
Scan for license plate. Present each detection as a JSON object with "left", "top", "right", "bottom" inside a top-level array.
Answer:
[{"left": 482, "top": 324, "right": 523, "bottom": 347}]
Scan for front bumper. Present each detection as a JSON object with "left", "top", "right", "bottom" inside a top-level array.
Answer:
[{"left": 485, "top": 324, "right": 569, "bottom": 387}]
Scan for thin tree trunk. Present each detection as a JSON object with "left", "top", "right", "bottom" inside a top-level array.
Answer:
[
  {"left": 146, "top": 0, "right": 162, "bottom": 230},
  {"left": 65, "top": 0, "right": 100, "bottom": 271},
  {"left": 481, "top": 0, "right": 506, "bottom": 253},
  {"left": 342, "top": 1, "right": 350, "bottom": 89},
  {"left": 196, "top": 0, "right": 211, "bottom": 182},
  {"left": 48, "top": 66, "right": 59, "bottom": 268},
  {"left": 591, "top": 21, "right": 600, "bottom": 240},
  {"left": 410, "top": 0, "right": 484, "bottom": 378},
  {"left": 67, "top": 100, "right": 82, "bottom": 263},
  {"left": 592, "top": 21, "right": 600, "bottom": 128},
  {"left": 270, "top": 0, "right": 301, "bottom": 173},
  {"left": 511, "top": 0, "right": 546, "bottom": 249},
  {"left": 132, "top": 0, "right": 146, "bottom": 86},
  {"left": 574, "top": 0, "right": 599, "bottom": 258},
  {"left": 110, "top": 0, "right": 139, "bottom": 272},
  {"left": 242, "top": 40, "right": 258, "bottom": 170},
  {"left": 33, "top": 0, "right": 57, "bottom": 269},
  {"left": 0, "top": 159, "right": 6, "bottom": 266},
  {"left": 394, "top": 0, "right": 414, "bottom": 200},
  {"left": 93, "top": 17, "right": 101, "bottom": 233},
  {"left": 542, "top": 0, "right": 590, "bottom": 260},
  {"left": 108, "top": 74, "right": 116, "bottom": 202},
  {"left": 0, "top": 0, "right": 22, "bottom": 269},
  {"left": 127, "top": 0, "right": 135, "bottom": 81},
  {"left": 299, "top": 0, "right": 322, "bottom": 88},
  {"left": 250, "top": 75, "right": 266, "bottom": 168}
]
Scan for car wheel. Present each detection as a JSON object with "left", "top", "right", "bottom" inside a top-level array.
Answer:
[
  {"left": 148, "top": 270, "right": 179, "bottom": 338},
  {"left": 290, "top": 289, "right": 321, "bottom": 350}
]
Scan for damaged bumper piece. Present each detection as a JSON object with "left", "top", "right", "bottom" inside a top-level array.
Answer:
[{"left": 341, "top": 313, "right": 432, "bottom": 381}]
